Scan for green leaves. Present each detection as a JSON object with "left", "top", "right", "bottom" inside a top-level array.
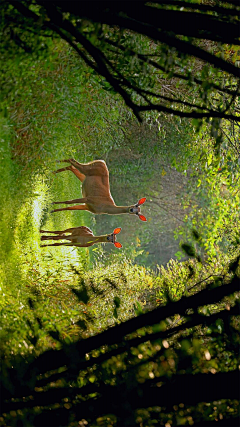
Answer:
[{"left": 134, "top": 301, "right": 143, "bottom": 316}]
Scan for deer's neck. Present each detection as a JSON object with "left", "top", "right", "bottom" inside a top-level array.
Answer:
[
  {"left": 92, "top": 235, "right": 109, "bottom": 244},
  {"left": 104, "top": 205, "right": 130, "bottom": 215}
]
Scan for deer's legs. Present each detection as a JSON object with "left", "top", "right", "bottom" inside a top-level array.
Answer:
[
  {"left": 51, "top": 205, "right": 88, "bottom": 213},
  {"left": 60, "top": 227, "right": 90, "bottom": 234},
  {"left": 53, "top": 165, "right": 86, "bottom": 182},
  {"left": 40, "top": 227, "right": 79, "bottom": 235},
  {"left": 70, "top": 167, "right": 85, "bottom": 182},
  {"left": 53, "top": 166, "right": 72, "bottom": 174},
  {"left": 52, "top": 198, "right": 88, "bottom": 205},
  {"left": 61, "top": 227, "right": 79, "bottom": 233},
  {"left": 61, "top": 159, "right": 108, "bottom": 177},
  {"left": 41, "top": 234, "right": 69, "bottom": 241},
  {"left": 41, "top": 243, "right": 73, "bottom": 247},
  {"left": 40, "top": 230, "right": 64, "bottom": 234},
  {"left": 41, "top": 243, "right": 91, "bottom": 248}
]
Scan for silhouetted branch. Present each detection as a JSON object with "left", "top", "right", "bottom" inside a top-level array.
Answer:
[
  {"left": 138, "top": 104, "right": 240, "bottom": 120},
  {"left": 35, "top": 303, "right": 239, "bottom": 389},
  {"left": 4, "top": 370, "right": 239, "bottom": 423},
  {"left": 151, "top": 0, "right": 240, "bottom": 16},
  {"left": 24, "top": 276, "right": 240, "bottom": 377}
]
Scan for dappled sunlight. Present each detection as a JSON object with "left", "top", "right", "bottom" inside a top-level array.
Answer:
[
  {"left": 0, "top": 124, "right": 92, "bottom": 316},
  {"left": 32, "top": 177, "right": 47, "bottom": 227},
  {"left": 40, "top": 245, "right": 84, "bottom": 275},
  {"left": 13, "top": 173, "right": 89, "bottom": 280}
]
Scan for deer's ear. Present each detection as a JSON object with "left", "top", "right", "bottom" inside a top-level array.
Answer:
[
  {"left": 113, "top": 227, "right": 121, "bottom": 235},
  {"left": 114, "top": 242, "right": 122, "bottom": 248},
  {"left": 138, "top": 214, "right": 147, "bottom": 221},
  {"left": 138, "top": 197, "right": 146, "bottom": 205}
]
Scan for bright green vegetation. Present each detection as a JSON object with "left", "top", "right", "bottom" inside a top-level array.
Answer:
[
  {"left": 0, "top": 17, "right": 239, "bottom": 426},
  {"left": 1, "top": 40, "right": 239, "bottom": 357}
]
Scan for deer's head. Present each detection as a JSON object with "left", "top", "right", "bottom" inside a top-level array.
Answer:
[
  {"left": 129, "top": 198, "right": 147, "bottom": 221},
  {"left": 107, "top": 228, "right": 122, "bottom": 248}
]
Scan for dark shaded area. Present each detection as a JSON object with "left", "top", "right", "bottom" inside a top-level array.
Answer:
[{"left": 1, "top": 266, "right": 239, "bottom": 426}]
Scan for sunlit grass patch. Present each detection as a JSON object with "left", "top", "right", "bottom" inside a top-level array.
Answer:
[
  {"left": 38, "top": 169, "right": 92, "bottom": 275},
  {"left": 13, "top": 174, "right": 50, "bottom": 276},
  {"left": 0, "top": 119, "right": 24, "bottom": 289},
  {"left": 0, "top": 120, "right": 93, "bottom": 355}
]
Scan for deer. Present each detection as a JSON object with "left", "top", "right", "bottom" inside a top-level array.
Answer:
[
  {"left": 51, "top": 159, "right": 147, "bottom": 221},
  {"left": 40, "top": 226, "right": 122, "bottom": 248}
]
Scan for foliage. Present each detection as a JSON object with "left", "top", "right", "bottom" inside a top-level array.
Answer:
[
  {"left": 2, "top": 1, "right": 240, "bottom": 122},
  {"left": 0, "top": 39, "right": 130, "bottom": 169},
  {"left": 171, "top": 118, "right": 240, "bottom": 260},
  {"left": 1, "top": 2, "right": 239, "bottom": 269},
  {"left": 1, "top": 262, "right": 239, "bottom": 426},
  {"left": 0, "top": 3, "right": 240, "bottom": 426}
]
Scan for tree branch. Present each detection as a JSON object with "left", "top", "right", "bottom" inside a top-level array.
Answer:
[
  {"left": 138, "top": 104, "right": 240, "bottom": 120},
  {"left": 150, "top": 0, "right": 240, "bottom": 16},
  {"left": 24, "top": 276, "right": 240, "bottom": 376}
]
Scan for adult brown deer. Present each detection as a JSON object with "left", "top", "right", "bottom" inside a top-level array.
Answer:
[
  {"left": 40, "top": 226, "right": 122, "bottom": 248},
  {"left": 51, "top": 159, "right": 147, "bottom": 221}
]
